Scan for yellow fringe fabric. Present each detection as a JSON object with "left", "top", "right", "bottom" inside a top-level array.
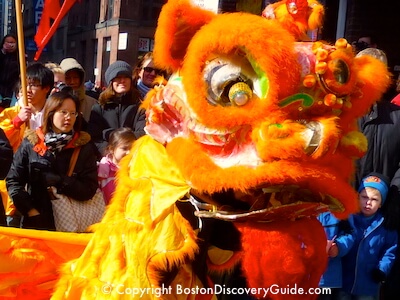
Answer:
[{"left": 52, "top": 136, "right": 203, "bottom": 300}]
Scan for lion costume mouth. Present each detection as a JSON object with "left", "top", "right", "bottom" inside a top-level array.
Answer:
[{"left": 191, "top": 184, "right": 343, "bottom": 222}]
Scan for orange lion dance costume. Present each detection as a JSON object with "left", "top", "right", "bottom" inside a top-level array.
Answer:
[{"left": 0, "top": 0, "right": 391, "bottom": 299}]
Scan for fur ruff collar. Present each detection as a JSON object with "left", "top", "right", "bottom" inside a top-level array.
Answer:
[{"left": 24, "top": 128, "right": 91, "bottom": 156}]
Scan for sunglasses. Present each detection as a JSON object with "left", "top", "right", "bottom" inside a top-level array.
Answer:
[{"left": 143, "top": 66, "right": 163, "bottom": 75}]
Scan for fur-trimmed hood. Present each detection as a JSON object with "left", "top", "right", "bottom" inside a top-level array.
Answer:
[{"left": 24, "top": 128, "right": 91, "bottom": 156}]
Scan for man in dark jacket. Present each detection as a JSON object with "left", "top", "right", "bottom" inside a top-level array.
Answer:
[
  {"left": 0, "top": 128, "right": 13, "bottom": 226},
  {"left": 356, "top": 101, "right": 400, "bottom": 190}
]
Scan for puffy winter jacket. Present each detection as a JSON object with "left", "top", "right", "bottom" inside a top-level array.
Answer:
[
  {"left": 6, "top": 128, "right": 98, "bottom": 230},
  {"left": 88, "top": 91, "right": 145, "bottom": 156},
  {"left": 338, "top": 212, "right": 398, "bottom": 296}
]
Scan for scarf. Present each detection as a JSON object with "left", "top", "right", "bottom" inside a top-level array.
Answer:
[
  {"left": 137, "top": 79, "right": 151, "bottom": 98},
  {"left": 44, "top": 130, "right": 74, "bottom": 153}
]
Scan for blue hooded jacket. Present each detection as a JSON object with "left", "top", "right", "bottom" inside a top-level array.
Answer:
[{"left": 338, "top": 212, "right": 398, "bottom": 296}]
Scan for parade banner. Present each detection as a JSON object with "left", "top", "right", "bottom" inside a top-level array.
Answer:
[{"left": 34, "top": 0, "right": 78, "bottom": 60}]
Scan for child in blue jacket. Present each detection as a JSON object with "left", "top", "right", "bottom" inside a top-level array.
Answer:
[{"left": 331, "top": 172, "right": 398, "bottom": 300}]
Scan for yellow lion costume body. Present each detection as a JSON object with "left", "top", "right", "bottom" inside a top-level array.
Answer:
[{"left": 0, "top": 0, "right": 391, "bottom": 299}]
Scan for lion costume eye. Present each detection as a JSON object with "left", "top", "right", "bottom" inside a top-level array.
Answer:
[
  {"left": 316, "top": 57, "right": 353, "bottom": 98},
  {"left": 204, "top": 59, "right": 256, "bottom": 107},
  {"left": 332, "top": 59, "right": 350, "bottom": 84},
  {"left": 315, "top": 47, "right": 354, "bottom": 98}
]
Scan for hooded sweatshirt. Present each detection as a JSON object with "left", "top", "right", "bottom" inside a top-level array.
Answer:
[{"left": 60, "top": 58, "right": 97, "bottom": 122}]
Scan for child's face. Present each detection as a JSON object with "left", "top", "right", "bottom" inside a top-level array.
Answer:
[
  {"left": 112, "top": 142, "right": 132, "bottom": 165},
  {"left": 358, "top": 187, "right": 382, "bottom": 217}
]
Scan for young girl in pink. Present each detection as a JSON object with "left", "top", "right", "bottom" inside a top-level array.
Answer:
[{"left": 97, "top": 127, "right": 136, "bottom": 204}]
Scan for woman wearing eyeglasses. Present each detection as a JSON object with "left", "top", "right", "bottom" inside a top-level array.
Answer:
[
  {"left": 88, "top": 60, "right": 146, "bottom": 157},
  {"left": 6, "top": 91, "right": 98, "bottom": 230},
  {"left": 132, "top": 52, "right": 166, "bottom": 99}
]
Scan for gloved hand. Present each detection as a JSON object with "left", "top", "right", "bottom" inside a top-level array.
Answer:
[
  {"left": 371, "top": 268, "right": 386, "bottom": 283},
  {"left": 23, "top": 214, "right": 49, "bottom": 230},
  {"left": 43, "top": 172, "right": 62, "bottom": 187}
]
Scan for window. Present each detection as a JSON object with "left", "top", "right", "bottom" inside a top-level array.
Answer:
[
  {"left": 107, "top": 0, "right": 114, "bottom": 20},
  {"left": 141, "top": 0, "right": 166, "bottom": 24}
]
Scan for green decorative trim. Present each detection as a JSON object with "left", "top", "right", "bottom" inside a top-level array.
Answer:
[
  {"left": 269, "top": 123, "right": 283, "bottom": 128},
  {"left": 248, "top": 56, "right": 269, "bottom": 98},
  {"left": 279, "top": 93, "right": 314, "bottom": 108}
]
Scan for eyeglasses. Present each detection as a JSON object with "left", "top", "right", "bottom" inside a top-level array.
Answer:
[
  {"left": 143, "top": 66, "right": 162, "bottom": 75},
  {"left": 55, "top": 110, "right": 79, "bottom": 118},
  {"left": 27, "top": 82, "right": 42, "bottom": 90}
]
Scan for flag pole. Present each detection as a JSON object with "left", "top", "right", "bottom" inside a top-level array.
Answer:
[{"left": 15, "top": 0, "right": 28, "bottom": 108}]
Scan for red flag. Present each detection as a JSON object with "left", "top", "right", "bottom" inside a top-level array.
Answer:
[{"left": 34, "top": 0, "right": 77, "bottom": 60}]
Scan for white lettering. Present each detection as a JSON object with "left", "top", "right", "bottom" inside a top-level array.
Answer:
[
  {"left": 116, "top": 284, "right": 125, "bottom": 294},
  {"left": 35, "top": 11, "right": 43, "bottom": 25},
  {"left": 35, "top": 0, "right": 44, "bottom": 9},
  {"left": 176, "top": 284, "right": 183, "bottom": 294}
]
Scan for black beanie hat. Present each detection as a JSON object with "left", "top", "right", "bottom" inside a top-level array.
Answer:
[{"left": 105, "top": 60, "right": 132, "bottom": 86}]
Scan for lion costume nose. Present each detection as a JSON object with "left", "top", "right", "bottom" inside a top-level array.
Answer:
[{"left": 251, "top": 119, "right": 329, "bottom": 162}]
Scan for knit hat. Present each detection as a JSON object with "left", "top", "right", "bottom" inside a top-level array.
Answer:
[
  {"left": 105, "top": 61, "right": 132, "bottom": 86},
  {"left": 358, "top": 172, "right": 390, "bottom": 204},
  {"left": 84, "top": 80, "right": 94, "bottom": 91}
]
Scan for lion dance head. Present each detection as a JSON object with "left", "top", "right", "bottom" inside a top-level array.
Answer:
[{"left": 141, "top": 0, "right": 391, "bottom": 298}]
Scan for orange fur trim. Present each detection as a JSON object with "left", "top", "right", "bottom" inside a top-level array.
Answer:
[
  {"left": 237, "top": 218, "right": 327, "bottom": 300},
  {"left": 340, "top": 55, "right": 391, "bottom": 126},
  {"left": 308, "top": 1, "right": 325, "bottom": 30},
  {"left": 154, "top": 0, "right": 216, "bottom": 72},
  {"left": 252, "top": 121, "right": 311, "bottom": 161},
  {"left": 339, "top": 131, "right": 368, "bottom": 158},
  {"left": 206, "top": 250, "right": 242, "bottom": 274}
]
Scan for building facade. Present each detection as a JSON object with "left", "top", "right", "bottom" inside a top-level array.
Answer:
[
  {"left": 0, "top": 0, "right": 15, "bottom": 37},
  {"left": 92, "top": 0, "right": 164, "bottom": 86}
]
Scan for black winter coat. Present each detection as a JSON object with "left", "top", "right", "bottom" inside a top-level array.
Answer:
[
  {"left": 88, "top": 92, "right": 146, "bottom": 156},
  {"left": 6, "top": 130, "right": 98, "bottom": 230},
  {"left": 0, "top": 128, "right": 13, "bottom": 226},
  {"left": 356, "top": 101, "right": 400, "bottom": 190},
  {"left": 0, "top": 51, "right": 19, "bottom": 101}
]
